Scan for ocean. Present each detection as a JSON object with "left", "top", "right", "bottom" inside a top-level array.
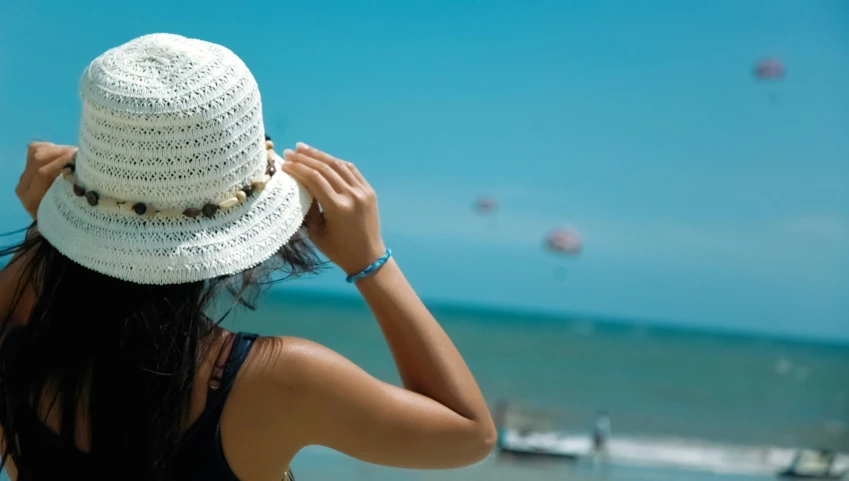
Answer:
[
  {"left": 1, "top": 288, "right": 846, "bottom": 481},
  {"left": 221, "top": 288, "right": 849, "bottom": 481}
]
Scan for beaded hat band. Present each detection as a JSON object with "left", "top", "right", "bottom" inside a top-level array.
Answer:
[{"left": 61, "top": 139, "right": 279, "bottom": 219}]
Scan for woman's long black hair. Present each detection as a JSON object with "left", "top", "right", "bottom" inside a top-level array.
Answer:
[{"left": 0, "top": 216, "right": 322, "bottom": 479}]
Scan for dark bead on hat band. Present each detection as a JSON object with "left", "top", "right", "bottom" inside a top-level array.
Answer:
[
  {"left": 202, "top": 203, "right": 219, "bottom": 218},
  {"left": 73, "top": 184, "right": 86, "bottom": 197},
  {"left": 200, "top": 204, "right": 218, "bottom": 217},
  {"left": 85, "top": 191, "right": 99, "bottom": 206},
  {"left": 133, "top": 203, "right": 147, "bottom": 215}
]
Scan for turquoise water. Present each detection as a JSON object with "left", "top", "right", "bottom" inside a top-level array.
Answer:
[{"left": 221, "top": 288, "right": 849, "bottom": 480}]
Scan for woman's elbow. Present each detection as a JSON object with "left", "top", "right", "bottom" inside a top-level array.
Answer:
[
  {"left": 454, "top": 420, "right": 498, "bottom": 466},
  {"left": 475, "top": 420, "right": 499, "bottom": 461}
]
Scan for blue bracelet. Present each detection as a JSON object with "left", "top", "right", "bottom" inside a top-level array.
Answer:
[{"left": 346, "top": 248, "right": 392, "bottom": 283}]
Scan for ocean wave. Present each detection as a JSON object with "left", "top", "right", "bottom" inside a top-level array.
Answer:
[{"left": 499, "top": 429, "right": 849, "bottom": 475}]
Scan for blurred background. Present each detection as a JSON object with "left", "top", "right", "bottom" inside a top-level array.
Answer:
[{"left": 1, "top": 1, "right": 847, "bottom": 480}]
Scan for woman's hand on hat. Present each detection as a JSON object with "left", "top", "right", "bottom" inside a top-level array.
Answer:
[
  {"left": 282, "top": 143, "right": 386, "bottom": 276},
  {"left": 17, "top": 142, "right": 78, "bottom": 220}
]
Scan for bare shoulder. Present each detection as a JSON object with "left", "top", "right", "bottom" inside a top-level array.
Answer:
[
  {"left": 227, "top": 335, "right": 355, "bottom": 429},
  {"left": 219, "top": 335, "right": 333, "bottom": 479},
  {"left": 229, "top": 334, "right": 389, "bottom": 440},
  {"left": 240, "top": 335, "right": 340, "bottom": 392}
]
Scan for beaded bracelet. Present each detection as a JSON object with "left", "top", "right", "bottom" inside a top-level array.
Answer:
[{"left": 345, "top": 249, "right": 392, "bottom": 284}]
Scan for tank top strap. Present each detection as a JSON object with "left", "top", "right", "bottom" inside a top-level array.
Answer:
[{"left": 205, "top": 332, "right": 258, "bottom": 413}]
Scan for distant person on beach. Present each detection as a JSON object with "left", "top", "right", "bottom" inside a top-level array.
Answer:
[
  {"left": 592, "top": 411, "right": 612, "bottom": 459},
  {"left": 0, "top": 34, "right": 495, "bottom": 481}
]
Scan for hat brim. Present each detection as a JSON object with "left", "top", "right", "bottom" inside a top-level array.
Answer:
[{"left": 36, "top": 167, "right": 312, "bottom": 285}]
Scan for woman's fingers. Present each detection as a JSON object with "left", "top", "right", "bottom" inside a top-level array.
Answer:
[
  {"left": 282, "top": 160, "right": 340, "bottom": 208},
  {"left": 19, "top": 142, "right": 56, "bottom": 195},
  {"left": 27, "top": 148, "right": 75, "bottom": 201},
  {"left": 294, "top": 142, "right": 370, "bottom": 190},
  {"left": 295, "top": 142, "right": 335, "bottom": 163},
  {"left": 284, "top": 149, "right": 349, "bottom": 194},
  {"left": 295, "top": 142, "right": 361, "bottom": 188},
  {"left": 284, "top": 143, "right": 375, "bottom": 220},
  {"left": 345, "top": 161, "right": 369, "bottom": 189}
]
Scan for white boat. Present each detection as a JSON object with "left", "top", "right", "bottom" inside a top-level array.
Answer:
[{"left": 496, "top": 428, "right": 584, "bottom": 460}]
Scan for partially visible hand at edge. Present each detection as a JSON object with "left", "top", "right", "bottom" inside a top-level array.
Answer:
[{"left": 17, "top": 142, "right": 77, "bottom": 220}]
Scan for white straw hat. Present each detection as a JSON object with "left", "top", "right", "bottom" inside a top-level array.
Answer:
[{"left": 36, "top": 33, "right": 312, "bottom": 285}]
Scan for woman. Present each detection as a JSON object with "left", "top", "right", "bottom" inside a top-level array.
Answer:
[{"left": 0, "top": 33, "right": 495, "bottom": 481}]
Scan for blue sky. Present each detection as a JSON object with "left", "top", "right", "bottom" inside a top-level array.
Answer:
[{"left": 0, "top": 1, "right": 847, "bottom": 341}]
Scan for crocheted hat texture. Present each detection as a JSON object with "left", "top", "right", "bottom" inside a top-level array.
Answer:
[{"left": 37, "top": 33, "right": 312, "bottom": 285}]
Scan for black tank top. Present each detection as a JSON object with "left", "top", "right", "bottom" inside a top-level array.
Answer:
[{"left": 1, "top": 330, "right": 294, "bottom": 481}]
